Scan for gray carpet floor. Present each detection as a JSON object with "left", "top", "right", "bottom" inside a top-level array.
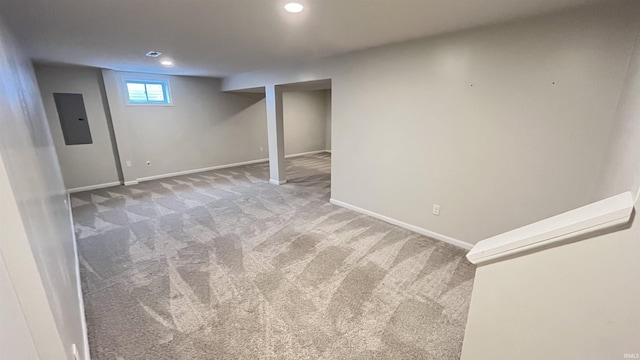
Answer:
[{"left": 71, "top": 153, "right": 474, "bottom": 360}]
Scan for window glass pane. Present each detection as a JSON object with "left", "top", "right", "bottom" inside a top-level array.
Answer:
[
  {"left": 125, "top": 80, "right": 170, "bottom": 105},
  {"left": 145, "top": 84, "right": 165, "bottom": 102},
  {"left": 126, "top": 83, "right": 147, "bottom": 102}
]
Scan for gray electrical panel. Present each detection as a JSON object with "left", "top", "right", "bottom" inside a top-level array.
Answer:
[{"left": 53, "top": 93, "right": 93, "bottom": 145}]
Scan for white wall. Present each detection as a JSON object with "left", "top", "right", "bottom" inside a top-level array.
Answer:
[
  {"left": 461, "top": 200, "right": 640, "bottom": 359},
  {"left": 325, "top": 90, "right": 332, "bottom": 151},
  {"left": 223, "top": 1, "right": 640, "bottom": 245},
  {"left": 0, "top": 227, "right": 40, "bottom": 360},
  {"left": 594, "top": 29, "right": 640, "bottom": 200},
  {"left": 102, "top": 70, "right": 268, "bottom": 183},
  {"left": 463, "top": 28, "right": 640, "bottom": 352},
  {"left": 0, "top": 21, "right": 87, "bottom": 360},
  {"left": 283, "top": 90, "right": 328, "bottom": 155},
  {"left": 35, "top": 64, "right": 121, "bottom": 190}
]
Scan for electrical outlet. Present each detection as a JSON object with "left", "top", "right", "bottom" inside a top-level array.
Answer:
[
  {"left": 260, "top": 146, "right": 264, "bottom": 152},
  {"left": 432, "top": 204, "right": 440, "bottom": 216},
  {"left": 146, "top": 161, "right": 151, "bottom": 166},
  {"left": 126, "top": 160, "right": 132, "bottom": 167},
  {"left": 71, "top": 344, "right": 80, "bottom": 360}
]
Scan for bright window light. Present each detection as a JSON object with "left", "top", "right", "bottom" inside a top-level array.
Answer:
[{"left": 125, "top": 80, "right": 171, "bottom": 105}]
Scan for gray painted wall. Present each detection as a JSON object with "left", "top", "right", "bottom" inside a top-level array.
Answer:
[
  {"left": 0, "top": 22, "right": 87, "bottom": 360},
  {"left": 36, "top": 68, "right": 334, "bottom": 188},
  {"left": 35, "top": 65, "right": 121, "bottom": 190},
  {"left": 102, "top": 70, "right": 268, "bottom": 183},
  {"left": 222, "top": 1, "right": 640, "bottom": 245},
  {"left": 283, "top": 90, "right": 328, "bottom": 155},
  {"left": 462, "top": 13, "right": 640, "bottom": 355},
  {"left": 594, "top": 28, "right": 640, "bottom": 200},
  {"left": 325, "top": 90, "right": 332, "bottom": 151}
]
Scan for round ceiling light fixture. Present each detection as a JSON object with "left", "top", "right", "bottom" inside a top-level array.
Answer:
[
  {"left": 160, "top": 60, "right": 174, "bottom": 67},
  {"left": 284, "top": 2, "right": 304, "bottom": 13}
]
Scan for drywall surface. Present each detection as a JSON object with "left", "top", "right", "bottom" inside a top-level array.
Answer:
[
  {"left": 102, "top": 70, "right": 268, "bottom": 182},
  {"left": 594, "top": 30, "right": 640, "bottom": 201},
  {"left": 325, "top": 90, "right": 332, "bottom": 150},
  {"left": 43, "top": 69, "right": 333, "bottom": 186},
  {"left": 0, "top": 22, "right": 86, "bottom": 360},
  {"left": 283, "top": 90, "right": 327, "bottom": 155},
  {"left": 461, "top": 202, "right": 640, "bottom": 359},
  {"left": 223, "top": 1, "right": 640, "bottom": 244},
  {"left": 35, "top": 64, "right": 121, "bottom": 190},
  {"left": 0, "top": 231, "right": 40, "bottom": 359}
]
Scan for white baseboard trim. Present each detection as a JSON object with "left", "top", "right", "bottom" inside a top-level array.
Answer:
[
  {"left": 65, "top": 193, "right": 91, "bottom": 360},
  {"left": 68, "top": 181, "right": 121, "bottom": 193},
  {"left": 269, "top": 179, "right": 287, "bottom": 185},
  {"left": 285, "top": 150, "right": 331, "bottom": 158},
  {"left": 134, "top": 158, "right": 269, "bottom": 183},
  {"left": 125, "top": 153, "right": 333, "bottom": 186},
  {"left": 329, "top": 198, "right": 474, "bottom": 250}
]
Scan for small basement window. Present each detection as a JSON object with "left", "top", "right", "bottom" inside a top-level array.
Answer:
[{"left": 125, "top": 80, "right": 171, "bottom": 105}]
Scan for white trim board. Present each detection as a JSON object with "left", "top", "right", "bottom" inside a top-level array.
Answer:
[
  {"left": 65, "top": 193, "right": 91, "bottom": 360},
  {"left": 68, "top": 181, "right": 121, "bottom": 193},
  {"left": 285, "top": 150, "right": 331, "bottom": 158},
  {"left": 134, "top": 158, "right": 269, "bottom": 183},
  {"left": 329, "top": 198, "right": 474, "bottom": 250},
  {"left": 466, "top": 191, "right": 634, "bottom": 265}
]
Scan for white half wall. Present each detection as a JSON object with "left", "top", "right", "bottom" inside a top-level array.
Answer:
[
  {"left": 461, "top": 197, "right": 640, "bottom": 359},
  {"left": 35, "top": 64, "right": 121, "bottom": 190},
  {"left": 283, "top": 90, "right": 329, "bottom": 155},
  {"left": 0, "top": 21, "right": 88, "bottom": 360},
  {"left": 223, "top": 1, "right": 640, "bottom": 245}
]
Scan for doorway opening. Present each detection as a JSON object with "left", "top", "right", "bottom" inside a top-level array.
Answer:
[{"left": 279, "top": 79, "right": 332, "bottom": 185}]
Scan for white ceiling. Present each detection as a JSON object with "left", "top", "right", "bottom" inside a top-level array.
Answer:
[{"left": 0, "top": 0, "right": 605, "bottom": 77}]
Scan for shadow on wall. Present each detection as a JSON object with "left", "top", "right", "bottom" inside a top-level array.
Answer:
[
  {"left": 221, "top": 91, "right": 265, "bottom": 118},
  {"left": 223, "top": 95, "right": 268, "bottom": 152},
  {"left": 97, "top": 69, "right": 124, "bottom": 183}
]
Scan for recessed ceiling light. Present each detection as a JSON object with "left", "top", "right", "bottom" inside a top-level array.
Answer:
[
  {"left": 284, "top": 2, "right": 303, "bottom": 13},
  {"left": 160, "top": 60, "right": 174, "bottom": 67},
  {"left": 145, "top": 51, "right": 162, "bottom": 57}
]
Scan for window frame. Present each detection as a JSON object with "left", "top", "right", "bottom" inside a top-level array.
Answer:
[{"left": 124, "top": 79, "right": 172, "bottom": 106}]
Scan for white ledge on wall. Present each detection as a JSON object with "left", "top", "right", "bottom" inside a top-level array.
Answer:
[{"left": 467, "top": 192, "right": 634, "bottom": 265}]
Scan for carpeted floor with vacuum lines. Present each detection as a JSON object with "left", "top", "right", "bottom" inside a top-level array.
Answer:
[{"left": 71, "top": 152, "right": 474, "bottom": 359}]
